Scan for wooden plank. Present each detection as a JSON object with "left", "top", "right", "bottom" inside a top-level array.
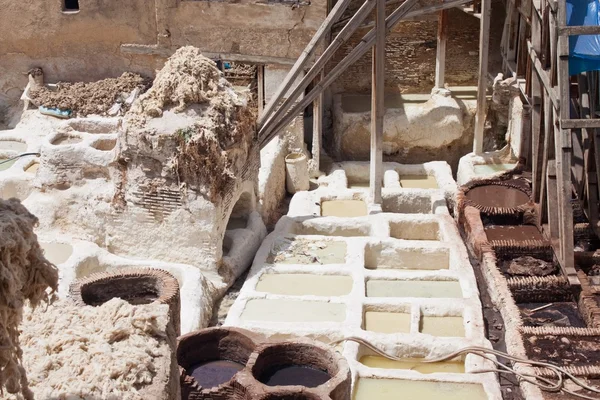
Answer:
[
  {"left": 435, "top": 10, "right": 448, "bottom": 89},
  {"left": 370, "top": 0, "right": 385, "bottom": 204},
  {"left": 556, "top": 0, "right": 577, "bottom": 286},
  {"left": 561, "top": 119, "right": 600, "bottom": 129},
  {"left": 516, "top": 15, "right": 528, "bottom": 77},
  {"left": 546, "top": 159, "right": 559, "bottom": 239},
  {"left": 257, "top": 0, "right": 353, "bottom": 127},
  {"left": 259, "top": 0, "right": 379, "bottom": 138},
  {"left": 120, "top": 44, "right": 300, "bottom": 65},
  {"left": 527, "top": 41, "right": 560, "bottom": 109},
  {"left": 539, "top": 93, "right": 555, "bottom": 227},
  {"left": 531, "top": 11, "right": 544, "bottom": 200},
  {"left": 559, "top": 25, "right": 600, "bottom": 36},
  {"left": 312, "top": 71, "right": 324, "bottom": 177},
  {"left": 473, "top": 0, "right": 491, "bottom": 154},
  {"left": 257, "top": 65, "right": 265, "bottom": 115}
]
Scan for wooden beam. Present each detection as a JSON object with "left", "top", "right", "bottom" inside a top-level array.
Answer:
[
  {"left": 370, "top": 0, "right": 385, "bottom": 204},
  {"left": 527, "top": 41, "right": 560, "bottom": 110},
  {"left": 559, "top": 25, "right": 600, "bottom": 36},
  {"left": 556, "top": 0, "right": 577, "bottom": 287},
  {"left": 531, "top": 10, "right": 544, "bottom": 201},
  {"left": 259, "top": 0, "right": 379, "bottom": 138},
  {"left": 435, "top": 10, "right": 448, "bottom": 89},
  {"left": 258, "top": 0, "right": 353, "bottom": 127},
  {"left": 473, "top": 0, "right": 491, "bottom": 154},
  {"left": 312, "top": 71, "right": 324, "bottom": 177},
  {"left": 120, "top": 44, "right": 301, "bottom": 65},
  {"left": 259, "top": 0, "right": 420, "bottom": 144},
  {"left": 561, "top": 119, "right": 600, "bottom": 129},
  {"left": 257, "top": 65, "right": 265, "bottom": 115}
]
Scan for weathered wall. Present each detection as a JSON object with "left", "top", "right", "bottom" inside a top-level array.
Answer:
[
  {"left": 0, "top": 0, "right": 326, "bottom": 105},
  {"left": 166, "top": 0, "right": 326, "bottom": 59},
  {"left": 0, "top": 0, "right": 159, "bottom": 101},
  {"left": 328, "top": 8, "right": 481, "bottom": 95}
]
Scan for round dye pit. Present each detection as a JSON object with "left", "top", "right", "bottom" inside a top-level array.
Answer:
[
  {"left": 465, "top": 184, "right": 529, "bottom": 209},
  {"left": 188, "top": 360, "right": 244, "bottom": 388},
  {"left": 70, "top": 268, "right": 181, "bottom": 335},
  {"left": 178, "top": 327, "right": 257, "bottom": 399},
  {"left": 259, "top": 365, "right": 331, "bottom": 387}
]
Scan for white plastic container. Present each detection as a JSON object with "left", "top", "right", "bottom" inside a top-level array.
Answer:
[{"left": 285, "top": 152, "right": 310, "bottom": 194}]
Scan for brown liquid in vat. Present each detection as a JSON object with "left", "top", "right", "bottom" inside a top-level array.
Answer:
[{"left": 466, "top": 185, "right": 529, "bottom": 208}]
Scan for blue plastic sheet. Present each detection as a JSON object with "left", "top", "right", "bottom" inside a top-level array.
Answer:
[{"left": 568, "top": 0, "right": 600, "bottom": 75}]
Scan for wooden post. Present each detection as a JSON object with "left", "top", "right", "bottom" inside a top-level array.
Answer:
[
  {"left": 370, "top": 0, "right": 385, "bottom": 204},
  {"left": 435, "top": 10, "right": 448, "bottom": 89},
  {"left": 531, "top": 8, "right": 544, "bottom": 201},
  {"left": 257, "top": 65, "right": 265, "bottom": 115},
  {"left": 473, "top": 0, "right": 491, "bottom": 154},
  {"left": 258, "top": 0, "right": 353, "bottom": 127},
  {"left": 312, "top": 71, "right": 324, "bottom": 177},
  {"left": 557, "top": 0, "right": 577, "bottom": 286}
]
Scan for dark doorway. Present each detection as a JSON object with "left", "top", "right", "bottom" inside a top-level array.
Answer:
[{"left": 64, "top": 0, "right": 79, "bottom": 11}]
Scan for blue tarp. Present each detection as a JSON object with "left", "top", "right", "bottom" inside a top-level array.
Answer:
[{"left": 568, "top": 0, "right": 600, "bottom": 75}]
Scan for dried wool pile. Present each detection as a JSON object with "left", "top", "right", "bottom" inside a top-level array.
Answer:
[
  {"left": 1, "top": 299, "right": 172, "bottom": 400},
  {"left": 124, "top": 46, "right": 255, "bottom": 201},
  {"left": 29, "top": 72, "right": 151, "bottom": 117},
  {"left": 0, "top": 199, "right": 58, "bottom": 398},
  {"left": 128, "top": 46, "right": 223, "bottom": 120}
]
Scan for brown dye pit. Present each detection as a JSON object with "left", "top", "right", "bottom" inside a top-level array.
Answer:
[
  {"left": 81, "top": 276, "right": 160, "bottom": 306},
  {"left": 321, "top": 200, "right": 368, "bottom": 217},
  {"left": 52, "top": 135, "right": 83, "bottom": 145},
  {"left": 188, "top": 360, "right": 244, "bottom": 388},
  {"left": 519, "top": 302, "right": 586, "bottom": 328},
  {"left": 500, "top": 256, "right": 557, "bottom": 277},
  {"left": 260, "top": 365, "right": 331, "bottom": 387},
  {"left": 524, "top": 334, "right": 600, "bottom": 366},
  {"left": 466, "top": 184, "right": 529, "bottom": 208},
  {"left": 484, "top": 225, "right": 543, "bottom": 241}
]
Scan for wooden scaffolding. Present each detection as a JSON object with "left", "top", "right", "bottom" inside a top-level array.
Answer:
[
  {"left": 257, "top": 0, "right": 490, "bottom": 203},
  {"left": 501, "top": 0, "right": 600, "bottom": 287}
]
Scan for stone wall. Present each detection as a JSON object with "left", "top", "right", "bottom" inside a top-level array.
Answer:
[
  {"left": 328, "top": 8, "right": 481, "bottom": 95},
  {"left": 0, "top": 0, "right": 326, "bottom": 105}
]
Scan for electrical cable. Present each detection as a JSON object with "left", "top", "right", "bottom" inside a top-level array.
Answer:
[
  {"left": 329, "top": 336, "right": 600, "bottom": 399},
  {"left": 0, "top": 153, "right": 41, "bottom": 165}
]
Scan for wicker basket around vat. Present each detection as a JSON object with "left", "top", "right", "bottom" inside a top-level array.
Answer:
[
  {"left": 177, "top": 328, "right": 351, "bottom": 400},
  {"left": 458, "top": 178, "right": 534, "bottom": 217},
  {"left": 69, "top": 268, "right": 181, "bottom": 336}
]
